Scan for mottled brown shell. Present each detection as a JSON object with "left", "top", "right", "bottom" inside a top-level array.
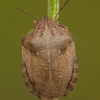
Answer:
[{"left": 22, "top": 17, "right": 78, "bottom": 100}]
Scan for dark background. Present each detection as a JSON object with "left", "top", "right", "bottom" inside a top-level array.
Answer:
[{"left": 0, "top": 0, "right": 100, "bottom": 100}]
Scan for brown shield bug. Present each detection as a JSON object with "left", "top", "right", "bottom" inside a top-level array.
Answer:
[{"left": 15, "top": 0, "right": 78, "bottom": 100}]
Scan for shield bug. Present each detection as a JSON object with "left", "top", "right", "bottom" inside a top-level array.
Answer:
[{"left": 15, "top": 0, "right": 78, "bottom": 100}]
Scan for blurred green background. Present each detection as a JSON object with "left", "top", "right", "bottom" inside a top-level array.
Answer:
[{"left": 0, "top": 0, "right": 100, "bottom": 100}]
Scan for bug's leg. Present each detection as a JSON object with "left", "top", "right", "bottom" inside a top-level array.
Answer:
[
  {"left": 22, "top": 62, "right": 36, "bottom": 94},
  {"left": 22, "top": 62, "right": 41, "bottom": 98},
  {"left": 59, "top": 24, "right": 68, "bottom": 31},
  {"left": 64, "top": 57, "right": 78, "bottom": 96}
]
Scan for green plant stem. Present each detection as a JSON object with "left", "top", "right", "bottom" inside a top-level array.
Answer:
[{"left": 48, "top": 0, "right": 59, "bottom": 21}]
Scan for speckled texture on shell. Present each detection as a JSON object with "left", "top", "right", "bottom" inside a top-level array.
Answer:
[{"left": 22, "top": 17, "right": 78, "bottom": 100}]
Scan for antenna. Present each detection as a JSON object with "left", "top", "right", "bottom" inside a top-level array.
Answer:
[
  {"left": 54, "top": 0, "right": 69, "bottom": 21},
  {"left": 15, "top": 6, "right": 37, "bottom": 21}
]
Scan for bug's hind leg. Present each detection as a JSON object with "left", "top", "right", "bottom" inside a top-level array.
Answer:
[
  {"left": 64, "top": 57, "right": 78, "bottom": 96},
  {"left": 22, "top": 62, "right": 36, "bottom": 94}
]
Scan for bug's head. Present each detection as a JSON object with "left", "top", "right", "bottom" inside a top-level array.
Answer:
[{"left": 34, "top": 17, "right": 58, "bottom": 30}]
